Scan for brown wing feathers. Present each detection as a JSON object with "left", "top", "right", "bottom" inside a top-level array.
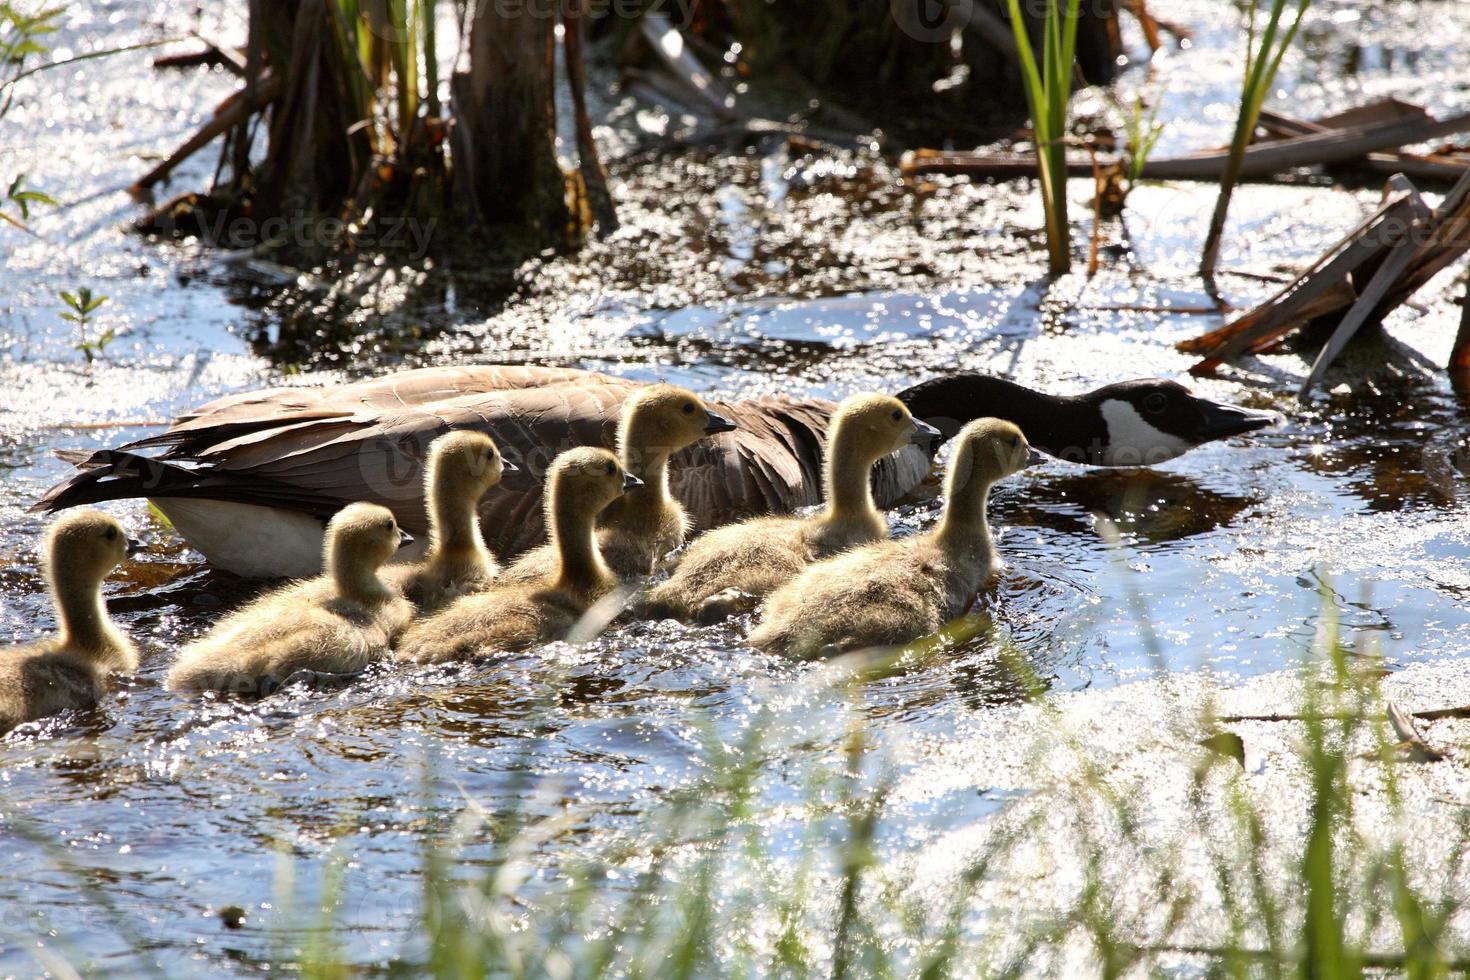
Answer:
[{"left": 35, "top": 367, "right": 928, "bottom": 558}]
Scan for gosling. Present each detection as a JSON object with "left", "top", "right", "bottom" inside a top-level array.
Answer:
[
  {"left": 395, "top": 447, "right": 641, "bottom": 664},
  {"left": 166, "top": 503, "right": 414, "bottom": 695},
  {"left": 499, "top": 384, "right": 735, "bottom": 585},
  {"left": 384, "top": 430, "right": 514, "bottom": 613},
  {"left": 640, "top": 393, "right": 940, "bottom": 623},
  {"left": 0, "top": 510, "right": 140, "bottom": 734},
  {"left": 748, "top": 418, "right": 1038, "bottom": 658}
]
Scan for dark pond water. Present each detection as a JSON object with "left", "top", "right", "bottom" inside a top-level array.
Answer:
[{"left": 3, "top": 0, "right": 1470, "bottom": 971}]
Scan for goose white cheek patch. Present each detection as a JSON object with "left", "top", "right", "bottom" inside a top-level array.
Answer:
[{"left": 1098, "top": 400, "right": 1194, "bottom": 466}]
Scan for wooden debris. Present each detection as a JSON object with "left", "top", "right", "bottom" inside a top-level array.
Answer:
[
  {"left": 132, "top": 69, "right": 283, "bottom": 194},
  {"left": 564, "top": 4, "right": 618, "bottom": 237},
  {"left": 153, "top": 38, "right": 247, "bottom": 76},
  {"left": 1451, "top": 288, "right": 1470, "bottom": 381},
  {"left": 900, "top": 99, "right": 1470, "bottom": 184},
  {"left": 635, "top": 12, "right": 736, "bottom": 120},
  {"left": 1386, "top": 701, "right": 1446, "bottom": 762},
  {"left": 1180, "top": 168, "right": 1470, "bottom": 396}
]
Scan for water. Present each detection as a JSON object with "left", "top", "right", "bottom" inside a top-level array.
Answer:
[{"left": 3, "top": 0, "right": 1470, "bottom": 971}]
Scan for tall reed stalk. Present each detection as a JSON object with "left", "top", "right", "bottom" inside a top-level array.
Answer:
[
  {"left": 1199, "top": 0, "right": 1310, "bottom": 278},
  {"left": 1006, "top": 0, "right": 1083, "bottom": 276}
]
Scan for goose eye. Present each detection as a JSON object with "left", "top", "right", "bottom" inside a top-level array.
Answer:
[
  {"left": 683, "top": 403, "right": 696, "bottom": 414},
  {"left": 891, "top": 409, "right": 903, "bottom": 422},
  {"left": 1144, "top": 393, "right": 1168, "bottom": 414}
]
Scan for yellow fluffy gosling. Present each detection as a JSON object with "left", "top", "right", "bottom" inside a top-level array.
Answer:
[
  {"left": 0, "top": 510, "right": 140, "bottom": 734},
  {"left": 166, "top": 503, "right": 414, "bottom": 695},
  {"left": 500, "top": 384, "right": 735, "bottom": 585},
  {"left": 748, "top": 418, "right": 1038, "bottom": 658},
  {"left": 395, "top": 447, "right": 642, "bottom": 664},
  {"left": 385, "top": 430, "right": 514, "bottom": 612},
  {"left": 640, "top": 393, "right": 940, "bottom": 623}
]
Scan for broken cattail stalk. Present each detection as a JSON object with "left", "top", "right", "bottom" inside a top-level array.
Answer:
[{"left": 132, "top": 70, "right": 284, "bottom": 193}]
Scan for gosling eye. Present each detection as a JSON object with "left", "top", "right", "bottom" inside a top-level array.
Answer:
[
  {"left": 383, "top": 519, "right": 394, "bottom": 531},
  {"left": 604, "top": 462, "right": 614, "bottom": 476},
  {"left": 682, "top": 402, "right": 696, "bottom": 415},
  {"left": 484, "top": 447, "right": 496, "bottom": 461},
  {"left": 105, "top": 526, "right": 118, "bottom": 541},
  {"left": 1143, "top": 393, "right": 1168, "bottom": 414},
  {"left": 1011, "top": 436, "right": 1020, "bottom": 448},
  {"left": 891, "top": 409, "right": 903, "bottom": 422}
]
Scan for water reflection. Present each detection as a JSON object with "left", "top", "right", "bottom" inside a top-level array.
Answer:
[{"left": 1003, "top": 469, "right": 1256, "bottom": 543}]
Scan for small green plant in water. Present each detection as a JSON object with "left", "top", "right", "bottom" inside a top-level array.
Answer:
[
  {"left": 1199, "top": 0, "right": 1311, "bottom": 278},
  {"left": 59, "top": 287, "right": 112, "bottom": 364},
  {"left": 1, "top": 173, "right": 56, "bottom": 232},
  {"left": 1122, "top": 92, "right": 1164, "bottom": 192},
  {"left": 0, "top": 3, "right": 60, "bottom": 116},
  {"left": 1006, "top": 0, "right": 1083, "bottom": 276}
]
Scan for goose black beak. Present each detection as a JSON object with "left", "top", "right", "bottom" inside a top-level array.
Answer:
[
  {"left": 622, "top": 473, "right": 645, "bottom": 492},
  {"left": 397, "top": 529, "right": 415, "bottom": 548},
  {"left": 499, "top": 457, "right": 520, "bottom": 474},
  {"left": 1193, "top": 397, "right": 1282, "bottom": 442},
  {"left": 125, "top": 537, "right": 144, "bottom": 557},
  {"left": 704, "top": 410, "right": 738, "bottom": 435},
  {"left": 910, "top": 418, "right": 943, "bottom": 445}
]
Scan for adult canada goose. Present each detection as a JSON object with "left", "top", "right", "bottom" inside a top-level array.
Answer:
[
  {"left": 396, "top": 447, "right": 641, "bottom": 664},
  {"left": 641, "top": 393, "right": 941, "bottom": 623},
  {"left": 499, "top": 383, "right": 736, "bottom": 585},
  {"left": 35, "top": 365, "right": 1277, "bottom": 579},
  {"left": 749, "top": 418, "right": 1035, "bottom": 658},
  {"left": 383, "top": 430, "right": 514, "bottom": 613},
  {"left": 0, "top": 510, "right": 140, "bottom": 734},
  {"left": 165, "top": 503, "right": 414, "bottom": 695}
]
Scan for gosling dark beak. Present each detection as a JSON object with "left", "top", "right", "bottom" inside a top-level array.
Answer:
[
  {"left": 1193, "top": 397, "right": 1282, "bottom": 442},
  {"left": 397, "top": 529, "right": 415, "bottom": 548},
  {"left": 622, "top": 473, "right": 645, "bottom": 492},
  {"left": 1026, "top": 447, "right": 1045, "bottom": 468},
  {"left": 910, "top": 418, "right": 942, "bottom": 445},
  {"left": 125, "top": 537, "right": 144, "bottom": 557},
  {"left": 704, "top": 410, "right": 738, "bottom": 436},
  {"left": 499, "top": 458, "right": 520, "bottom": 474}
]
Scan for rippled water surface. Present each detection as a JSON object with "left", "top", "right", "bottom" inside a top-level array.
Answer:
[{"left": 4, "top": 0, "right": 1470, "bottom": 971}]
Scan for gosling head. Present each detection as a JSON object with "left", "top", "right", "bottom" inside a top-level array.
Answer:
[
  {"left": 45, "top": 509, "right": 139, "bottom": 587},
  {"left": 619, "top": 384, "right": 737, "bottom": 463},
  {"left": 830, "top": 392, "right": 942, "bottom": 462},
  {"left": 425, "top": 429, "right": 515, "bottom": 504},
  {"left": 325, "top": 503, "right": 413, "bottom": 574},
  {"left": 548, "top": 447, "right": 644, "bottom": 518},
  {"left": 948, "top": 418, "right": 1041, "bottom": 489}
]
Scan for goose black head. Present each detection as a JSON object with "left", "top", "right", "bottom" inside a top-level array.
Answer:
[
  {"left": 896, "top": 374, "right": 1280, "bottom": 468},
  {"left": 1083, "top": 379, "right": 1280, "bottom": 467}
]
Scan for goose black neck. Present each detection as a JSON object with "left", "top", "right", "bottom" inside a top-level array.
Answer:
[{"left": 897, "top": 375, "right": 1100, "bottom": 462}]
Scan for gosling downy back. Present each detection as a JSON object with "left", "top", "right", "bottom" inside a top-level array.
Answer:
[
  {"left": 749, "top": 418, "right": 1038, "bottom": 658},
  {"left": 165, "top": 502, "right": 414, "bottom": 695},
  {"left": 393, "top": 447, "right": 641, "bottom": 663},
  {"left": 640, "top": 392, "right": 938, "bottom": 622}
]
